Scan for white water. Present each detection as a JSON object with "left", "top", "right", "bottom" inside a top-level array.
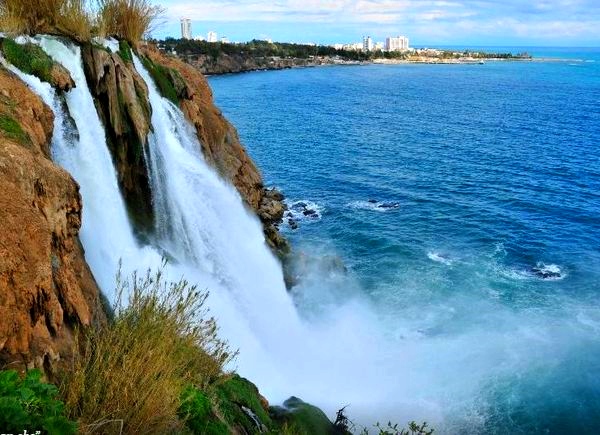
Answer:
[
  {"left": 10, "top": 36, "right": 572, "bottom": 432},
  {"left": 8, "top": 37, "right": 474, "bottom": 430}
]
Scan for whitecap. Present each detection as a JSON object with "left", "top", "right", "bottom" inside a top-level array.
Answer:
[
  {"left": 348, "top": 199, "right": 400, "bottom": 212},
  {"left": 427, "top": 251, "right": 454, "bottom": 266},
  {"left": 497, "top": 262, "right": 566, "bottom": 281},
  {"left": 531, "top": 262, "right": 566, "bottom": 281}
]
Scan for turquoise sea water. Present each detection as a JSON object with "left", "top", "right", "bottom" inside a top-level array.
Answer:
[{"left": 209, "top": 49, "right": 600, "bottom": 433}]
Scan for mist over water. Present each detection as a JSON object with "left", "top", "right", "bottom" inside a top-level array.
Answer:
[{"left": 209, "top": 52, "right": 600, "bottom": 432}]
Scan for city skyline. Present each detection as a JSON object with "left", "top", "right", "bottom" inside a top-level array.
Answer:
[{"left": 157, "top": 0, "right": 600, "bottom": 47}]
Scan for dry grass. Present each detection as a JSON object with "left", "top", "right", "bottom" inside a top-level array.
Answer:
[
  {"left": 98, "top": 0, "right": 164, "bottom": 46},
  {"left": 0, "top": 0, "right": 93, "bottom": 41},
  {"left": 61, "top": 264, "right": 235, "bottom": 434}
]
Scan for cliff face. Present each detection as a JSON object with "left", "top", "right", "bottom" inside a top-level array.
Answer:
[
  {"left": 0, "top": 37, "right": 289, "bottom": 375},
  {"left": 139, "top": 45, "right": 289, "bottom": 256},
  {"left": 186, "top": 53, "right": 329, "bottom": 75},
  {"left": 80, "top": 43, "right": 154, "bottom": 234},
  {"left": 0, "top": 66, "right": 105, "bottom": 375}
]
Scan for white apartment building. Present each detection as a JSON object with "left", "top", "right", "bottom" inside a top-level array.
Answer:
[
  {"left": 207, "top": 31, "right": 218, "bottom": 43},
  {"left": 180, "top": 18, "right": 192, "bottom": 39},
  {"left": 385, "top": 36, "right": 410, "bottom": 52},
  {"left": 362, "top": 35, "right": 373, "bottom": 51}
]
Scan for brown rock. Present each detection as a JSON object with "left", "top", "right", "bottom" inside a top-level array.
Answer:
[
  {"left": 0, "top": 67, "right": 105, "bottom": 376},
  {"left": 49, "top": 63, "right": 75, "bottom": 92},
  {"left": 81, "top": 44, "right": 153, "bottom": 232}
]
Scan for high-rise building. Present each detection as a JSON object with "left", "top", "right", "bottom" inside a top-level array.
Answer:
[
  {"left": 207, "top": 31, "right": 218, "bottom": 43},
  {"left": 385, "top": 36, "right": 410, "bottom": 52},
  {"left": 362, "top": 36, "right": 373, "bottom": 51},
  {"left": 180, "top": 18, "right": 192, "bottom": 40}
]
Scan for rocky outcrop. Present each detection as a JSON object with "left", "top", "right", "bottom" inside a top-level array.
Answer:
[
  {"left": 80, "top": 43, "right": 154, "bottom": 234},
  {"left": 138, "top": 45, "right": 290, "bottom": 256},
  {"left": 0, "top": 66, "right": 105, "bottom": 376}
]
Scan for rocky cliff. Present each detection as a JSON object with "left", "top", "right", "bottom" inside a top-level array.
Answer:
[
  {"left": 0, "top": 38, "right": 289, "bottom": 374},
  {"left": 0, "top": 65, "right": 105, "bottom": 375}
]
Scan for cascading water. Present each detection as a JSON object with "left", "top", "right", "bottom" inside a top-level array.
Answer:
[
  {"left": 7, "top": 37, "right": 475, "bottom": 430},
  {"left": 12, "top": 36, "right": 586, "bottom": 433}
]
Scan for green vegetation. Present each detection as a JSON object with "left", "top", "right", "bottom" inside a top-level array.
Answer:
[
  {"left": 0, "top": 369, "right": 77, "bottom": 434},
  {"left": 158, "top": 38, "right": 371, "bottom": 62},
  {"left": 118, "top": 38, "right": 133, "bottom": 63},
  {"left": 0, "top": 113, "right": 29, "bottom": 144},
  {"left": 271, "top": 397, "right": 341, "bottom": 435},
  {"left": 140, "top": 55, "right": 180, "bottom": 103},
  {"left": 60, "top": 265, "right": 233, "bottom": 434},
  {"left": 361, "top": 421, "right": 435, "bottom": 435},
  {"left": 1, "top": 38, "right": 54, "bottom": 82}
]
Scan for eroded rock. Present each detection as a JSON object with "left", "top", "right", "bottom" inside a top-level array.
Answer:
[{"left": 0, "top": 67, "right": 105, "bottom": 376}]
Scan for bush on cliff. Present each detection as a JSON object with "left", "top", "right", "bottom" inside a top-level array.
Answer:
[
  {"left": 0, "top": 0, "right": 92, "bottom": 41},
  {"left": 98, "top": 0, "right": 164, "bottom": 46},
  {"left": 60, "top": 265, "right": 234, "bottom": 434},
  {"left": 0, "top": 369, "right": 77, "bottom": 434}
]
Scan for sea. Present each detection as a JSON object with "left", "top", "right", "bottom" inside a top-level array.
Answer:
[{"left": 209, "top": 47, "right": 600, "bottom": 433}]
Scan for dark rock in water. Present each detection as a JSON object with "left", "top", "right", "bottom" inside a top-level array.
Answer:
[
  {"left": 303, "top": 209, "right": 317, "bottom": 216},
  {"left": 288, "top": 219, "right": 298, "bottom": 230},
  {"left": 294, "top": 202, "right": 308, "bottom": 209},
  {"left": 532, "top": 267, "right": 561, "bottom": 280},
  {"left": 378, "top": 202, "right": 400, "bottom": 209},
  {"left": 368, "top": 199, "right": 378, "bottom": 203}
]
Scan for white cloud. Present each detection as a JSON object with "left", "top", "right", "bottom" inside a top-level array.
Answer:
[{"left": 162, "top": 0, "right": 600, "bottom": 41}]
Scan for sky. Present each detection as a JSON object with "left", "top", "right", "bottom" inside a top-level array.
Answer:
[{"left": 155, "top": 0, "right": 600, "bottom": 47}]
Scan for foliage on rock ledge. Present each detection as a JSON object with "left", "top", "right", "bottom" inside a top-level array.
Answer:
[{"left": 0, "top": 369, "right": 77, "bottom": 434}]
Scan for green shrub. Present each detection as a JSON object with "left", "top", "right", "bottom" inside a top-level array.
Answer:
[
  {"left": 140, "top": 55, "right": 179, "bottom": 104},
  {"left": 179, "top": 385, "right": 229, "bottom": 435},
  {"left": 270, "top": 397, "right": 337, "bottom": 435},
  {"left": 60, "top": 265, "right": 234, "bottom": 434},
  {"left": 361, "top": 421, "right": 434, "bottom": 435},
  {"left": 118, "top": 39, "right": 133, "bottom": 63},
  {"left": 214, "top": 374, "right": 271, "bottom": 432},
  {"left": 1, "top": 38, "right": 54, "bottom": 82},
  {"left": 0, "top": 369, "right": 77, "bottom": 434}
]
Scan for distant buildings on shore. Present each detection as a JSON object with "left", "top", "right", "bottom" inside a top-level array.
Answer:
[
  {"left": 336, "top": 34, "right": 411, "bottom": 52},
  {"left": 385, "top": 36, "right": 410, "bottom": 52},
  {"left": 180, "top": 18, "right": 191, "bottom": 39},
  {"left": 180, "top": 18, "right": 227, "bottom": 43},
  {"left": 178, "top": 19, "right": 408, "bottom": 52}
]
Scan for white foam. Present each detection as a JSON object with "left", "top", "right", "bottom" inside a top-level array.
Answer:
[
  {"left": 427, "top": 251, "right": 454, "bottom": 266},
  {"left": 348, "top": 200, "right": 400, "bottom": 212},
  {"left": 93, "top": 37, "right": 120, "bottom": 53},
  {"left": 284, "top": 199, "right": 324, "bottom": 223}
]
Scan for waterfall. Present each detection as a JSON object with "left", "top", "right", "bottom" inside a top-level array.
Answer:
[
  {"left": 8, "top": 37, "right": 420, "bottom": 426},
  {"left": 10, "top": 37, "right": 309, "bottom": 400}
]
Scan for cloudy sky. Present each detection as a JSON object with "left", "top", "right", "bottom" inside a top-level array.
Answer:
[{"left": 157, "top": 0, "right": 600, "bottom": 46}]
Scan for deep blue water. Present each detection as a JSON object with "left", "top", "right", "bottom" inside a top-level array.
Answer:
[{"left": 209, "top": 50, "right": 600, "bottom": 433}]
